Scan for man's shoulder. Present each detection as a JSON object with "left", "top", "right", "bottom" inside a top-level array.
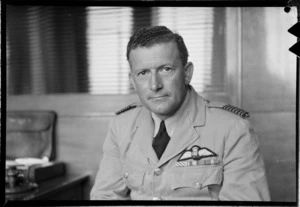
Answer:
[
  {"left": 202, "top": 99, "right": 252, "bottom": 132},
  {"left": 114, "top": 103, "right": 144, "bottom": 120},
  {"left": 204, "top": 99, "right": 250, "bottom": 120},
  {"left": 115, "top": 103, "right": 143, "bottom": 115}
]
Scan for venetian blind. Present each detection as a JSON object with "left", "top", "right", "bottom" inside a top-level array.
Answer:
[
  {"left": 86, "top": 7, "right": 133, "bottom": 94},
  {"left": 7, "top": 6, "right": 225, "bottom": 95},
  {"left": 87, "top": 7, "right": 225, "bottom": 94},
  {"left": 7, "top": 6, "right": 89, "bottom": 94}
]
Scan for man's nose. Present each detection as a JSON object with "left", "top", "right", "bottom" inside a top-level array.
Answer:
[{"left": 150, "top": 72, "right": 163, "bottom": 91}]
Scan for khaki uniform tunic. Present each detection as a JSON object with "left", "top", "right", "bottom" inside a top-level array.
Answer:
[{"left": 90, "top": 87, "right": 270, "bottom": 200}]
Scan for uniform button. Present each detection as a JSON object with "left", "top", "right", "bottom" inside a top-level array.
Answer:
[
  {"left": 154, "top": 168, "right": 162, "bottom": 176},
  {"left": 195, "top": 182, "right": 201, "bottom": 189},
  {"left": 153, "top": 196, "right": 162, "bottom": 200},
  {"left": 123, "top": 172, "right": 129, "bottom": 179}
]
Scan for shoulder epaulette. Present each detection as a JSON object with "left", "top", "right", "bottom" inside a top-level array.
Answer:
[
  {"left": 115, "top": 103, "right": 141, "bottom": 115},
  {"left": 205, "top": 100, "right": 250, "bottom": 119},
  {"left": 222, "top": 104, "right": 250, "bottom": 118}
]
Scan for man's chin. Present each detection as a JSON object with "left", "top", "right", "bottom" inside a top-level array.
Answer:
[
  {"left": 142, "top": 100, "right": 173, "bottom": 114},
  {"left": 148, "top": 106, "right": 173, "bottom": 118},
  {"left": 147, "top": 103, "right": 167, "bottom": 112}
]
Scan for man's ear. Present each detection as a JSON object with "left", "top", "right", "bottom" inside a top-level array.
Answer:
[
  {"left": 184, "top": 62, "right": 194, "bottom": 85},
  {"left": 129, "top": 72, "right": 137, "bottom": 91}
]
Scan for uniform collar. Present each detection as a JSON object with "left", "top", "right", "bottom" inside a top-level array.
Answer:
[
  {"left": 187, "top": 85, "right": 206, "bottom": 127},
  {"left": 134, "top": 85, "right": 206, "bottom": 166}
]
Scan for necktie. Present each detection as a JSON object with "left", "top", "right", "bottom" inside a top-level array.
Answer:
[{"left": 152, "top": 121, "right": 170, "bottom": 160}]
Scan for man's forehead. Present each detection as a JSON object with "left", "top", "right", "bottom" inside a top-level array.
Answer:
[{"left": 129, "top": 41, "right": 179, "bottom": 60}]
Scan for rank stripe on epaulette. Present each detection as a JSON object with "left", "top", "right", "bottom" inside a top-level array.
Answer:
[
  {"left": 205, "top": 100, "right": 250, "bottom": 118},
  {"left": 115, "top": 104, "right": 137, "bottom": 115},
  {"left": 176, "top": 158, "right": 219, "bottom": 167},
  {"left": 222, "top": 105, "right": 250, "bottom": 118}
]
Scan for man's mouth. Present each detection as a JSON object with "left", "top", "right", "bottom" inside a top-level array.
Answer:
[{"left": 149, "top": 95, "right": 168, "bottom": 100}]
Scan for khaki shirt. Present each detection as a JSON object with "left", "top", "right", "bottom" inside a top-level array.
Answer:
[{"left": 90, "top": 87, "right": 270, "bottom": 200}]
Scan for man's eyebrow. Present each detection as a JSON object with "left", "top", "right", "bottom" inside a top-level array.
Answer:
[
  {"left": 134, "top": 64, "right": 174, "bottom": 73},
  {"left": 157, "top": 64, "right": 174, "bottom": 69},
  {"left": 135, "top": 68, "right": 150, "bottom": 73}
]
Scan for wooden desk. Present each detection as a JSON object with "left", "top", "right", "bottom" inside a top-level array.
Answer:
[{"left": 5, "top": 174, "right": 89, "bottom": 200}]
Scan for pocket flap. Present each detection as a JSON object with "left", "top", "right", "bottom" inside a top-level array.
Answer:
[
  {"left": 171, "top": 165, "right": 222, "bottom": 190},
  {"left": 202, "top": 165, "right": 222, "bottom": 188}
]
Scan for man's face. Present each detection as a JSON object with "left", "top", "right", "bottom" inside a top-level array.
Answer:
[{"left": 129, "top": 41, "right": 193, "bottom": 120}]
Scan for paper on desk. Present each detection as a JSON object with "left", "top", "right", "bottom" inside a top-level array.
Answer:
[{"left": 15, "top": 157, "right": 49, "bottom": 166}]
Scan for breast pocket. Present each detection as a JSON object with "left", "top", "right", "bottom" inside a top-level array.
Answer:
[
  {"left": 122, "top": 156, "right": 146, "bottom": 191},
  {"left": 170, "top": 165, "right": 223, "bottom": 191}
]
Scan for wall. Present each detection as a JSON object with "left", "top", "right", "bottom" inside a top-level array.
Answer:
[
  {"left": 6, "top": 7, "right": 297, "bottom": 202},
  {"left": 241, "top": 7, "right": 297, "bottom": 201}
]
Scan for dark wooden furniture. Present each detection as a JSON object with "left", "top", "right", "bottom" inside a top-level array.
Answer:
[{"left": 5, "top": 174, "right": 89, "bottom": 201}]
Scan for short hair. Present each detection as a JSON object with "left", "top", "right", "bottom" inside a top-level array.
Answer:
[{"left": 126, "top": 26, "right": 189, "bottom": 66}]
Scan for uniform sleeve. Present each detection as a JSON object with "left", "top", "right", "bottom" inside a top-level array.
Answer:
[
  {"left": 219, "top": 118, "right": 270, "bottom": 201},
  {"left": 90, "top": 118, "right": 131, "bottom": 200}
]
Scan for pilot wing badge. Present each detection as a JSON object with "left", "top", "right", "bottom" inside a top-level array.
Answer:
[{"left": 176, "top": 145, "right": 219, "bottom": 167}]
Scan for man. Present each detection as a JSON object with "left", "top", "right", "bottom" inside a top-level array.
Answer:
[{"left": 90, "top": 26, "right": 270, "bottom": 200}]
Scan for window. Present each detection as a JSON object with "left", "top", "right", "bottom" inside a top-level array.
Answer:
[
  {"left": 87, "top": 7, "right": 133, "bottom": 94},
  {"left": 86, "top": 7, "right": 225, "bottom": 94},
  {"left": 7, "top": 6, "right": 226, "bottom": 95},
  {"left": 7, "top": 6, "right": 89, "bottom": 94}
]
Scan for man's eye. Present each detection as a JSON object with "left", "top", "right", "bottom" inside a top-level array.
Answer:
[
  {"left": 138, "top": 71, "right": 147, "bottom": 76},
  {"left": 162, "top": 67, "right": 172, "bottom": 72}
]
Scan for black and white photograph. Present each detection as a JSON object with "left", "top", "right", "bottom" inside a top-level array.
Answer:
[{"left": 3, "top": 0, "right": 298, "bottom": 205}]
